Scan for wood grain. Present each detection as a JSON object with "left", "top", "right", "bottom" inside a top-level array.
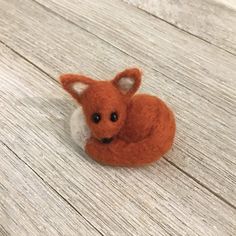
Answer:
[
  {"left": 0, "top": 0, "right": 235, "bottom": 207},
  {"left": 0, "top": 0, "right": 236, "bottom": 234},
  {"left": 0, "top": 41, "right": 236, "bottom": 235},
  {"left": 0, "top": 23, "right": 236, "bottom": 236},
  {"left": 0, "top": 142, "right": 101, "bottom": 236},
  {"left": 123, "top": 0, "right": 236, "bottom": 54},
  {"left": 33, "top": 0, "right": 236, "bottom": 118}
]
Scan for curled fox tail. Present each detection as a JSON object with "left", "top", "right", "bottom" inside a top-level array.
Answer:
[{"left": 86, "top": 112, "right": 175, "bottom": 166}]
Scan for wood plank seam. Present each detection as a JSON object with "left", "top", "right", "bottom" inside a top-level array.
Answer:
[
  {"left": 0, "top": 0, "right": 235, "bottom": 197},
  {"left": 0, "top": 40, "right": 235, "bottom": 235},
  {"left": 31, "top": 0, "right": 235, "bottom": 115},
  {"left": 122, "top": 1, "right": 236, "bottom": 56},
  {"left": 0, "top": 40, "right": 235, "bottom": 213},
  {"left": 0, "top": 140, "right": 104, "bottom": 236},
  {"left": 165, "top": 157, "right": 236, "bottom": 210},
  {"left": 0, "top": 40, "right": 54, "bottom": 81}
]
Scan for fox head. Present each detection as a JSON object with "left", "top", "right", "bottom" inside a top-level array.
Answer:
[{"left": 60, "top": 68, "right": 141, "bottom": 144}]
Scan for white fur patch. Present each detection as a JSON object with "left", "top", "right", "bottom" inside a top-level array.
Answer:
[
  {"left": 73, "top": 82, "right": 88, "bottom": 95},
  {"left": 118, "top": 77, "right": 134, "bottom": 91},
  {"left": 70, "top": 107, "right": 90, "bottom": 150}
]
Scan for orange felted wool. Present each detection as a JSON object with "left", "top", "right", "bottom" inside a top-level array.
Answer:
[{"left": 60, "top": 68, "right": 176, "bottom": 166}]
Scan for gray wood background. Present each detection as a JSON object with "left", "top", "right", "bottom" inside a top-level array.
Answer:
[
  {"left": 124, "top": 0, "right": 236, "bottom": 54},
  {"left": 0, "top": 0, "right": 235, "bottom": 235}
]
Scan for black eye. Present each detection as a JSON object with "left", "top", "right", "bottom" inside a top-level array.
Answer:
[
  {"left": 92, "top": 113, "right": 101, "bottom": 123},
  {"left": 110, "top": 112, "right": 118, "bottom": 122}
]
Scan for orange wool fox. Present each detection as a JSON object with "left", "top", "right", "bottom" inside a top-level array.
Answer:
[{"left": 60, "top": 68, "right": 175, "bottom": 166}]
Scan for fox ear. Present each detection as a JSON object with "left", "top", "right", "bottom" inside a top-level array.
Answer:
[
  {"left": 60, "top": 74, "right": 93, "bottom": 103},
  {"left": 112, "top": 68, "right": 142, "bottom": 97}
]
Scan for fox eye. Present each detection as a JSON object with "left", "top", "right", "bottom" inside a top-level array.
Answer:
[
  {"left": 110, "top": 112, "right": 118, "bottom": 122},
  {"left": 92, "top": 113, "right": 101, "bottom": 123}
]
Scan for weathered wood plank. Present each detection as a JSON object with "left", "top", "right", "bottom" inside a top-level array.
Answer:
[
  {"left": 123, "top": 0, "right": 236, "bottom": 54},
  {"left": 0, "top": 0, "right": 235, "bottom": 207},
  {"left": 34, "top": 0, "right": 236, "bottom": 114},
  {"left": 0, "top": 142, "right": 101, "bottom": 236},
  {"left": 1, "top": 37, "right": 236, "bottom": 235}
]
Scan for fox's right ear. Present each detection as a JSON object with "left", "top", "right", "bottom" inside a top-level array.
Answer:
[
  {"left": 60, "top": 74, "right": 93, "bottom": 103},
  {"left": 112, "top": 68, "right": 142, "bottom": 98}
]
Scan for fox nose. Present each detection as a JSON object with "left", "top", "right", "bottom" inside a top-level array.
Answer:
[{"left": 101, "top": 137, "right": 113, "bottom": 144}]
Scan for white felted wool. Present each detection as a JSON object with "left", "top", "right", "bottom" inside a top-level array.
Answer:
[
  {"left": 73, "top": 82, "right": 88, "bottom": 95},
  {"left": 117, "top": 77, "right": 135, "bottom": 92},
  {"left": 70, "top": 107, "right": 90, "bottom": 150}
]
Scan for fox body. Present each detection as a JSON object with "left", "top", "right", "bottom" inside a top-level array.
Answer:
[{"left": 60, "top": 68, "right": 175, "bottom": 166}]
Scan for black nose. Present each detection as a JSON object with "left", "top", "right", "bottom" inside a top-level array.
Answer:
[{"left": 101, "top": 137, "right": 113, "bottom": 144}]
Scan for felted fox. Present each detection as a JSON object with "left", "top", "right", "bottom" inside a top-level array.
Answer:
[{"left": 60, "top": 68, "right": 175, "bottom": 166}]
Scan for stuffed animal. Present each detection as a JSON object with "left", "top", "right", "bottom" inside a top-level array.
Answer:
[{"left": 60, "top": 68, "right": 175, "bottom": 166}]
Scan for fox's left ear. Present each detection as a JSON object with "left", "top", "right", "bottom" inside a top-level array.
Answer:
[
  {"left": 60, "top": 74, "right": 94, "bottom": 103},
  {"left": 112, "top": 68, "right": 142, "bottom": 98}
]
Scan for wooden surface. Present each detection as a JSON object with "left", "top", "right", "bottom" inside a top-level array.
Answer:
[
  {"left": 123, "top": 0, "right": 236, "bottom": 54},
  {"left": 0, "top": 142, "right": 101, "bottom": 236},
  {"left": 0, "top": 0, "right": 235, "bottom": 235}
]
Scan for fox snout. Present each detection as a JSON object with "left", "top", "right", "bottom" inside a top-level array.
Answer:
[
  {"left": 100, "top": 137, "right": 113, "bottom": 144},
  {"left": 89, "top": 116, "right": 123, "bottom": 143}
]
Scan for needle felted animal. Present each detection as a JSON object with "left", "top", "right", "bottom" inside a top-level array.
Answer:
[{"left": 60, "top": 68, "right": 175, "bottom": 166}]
